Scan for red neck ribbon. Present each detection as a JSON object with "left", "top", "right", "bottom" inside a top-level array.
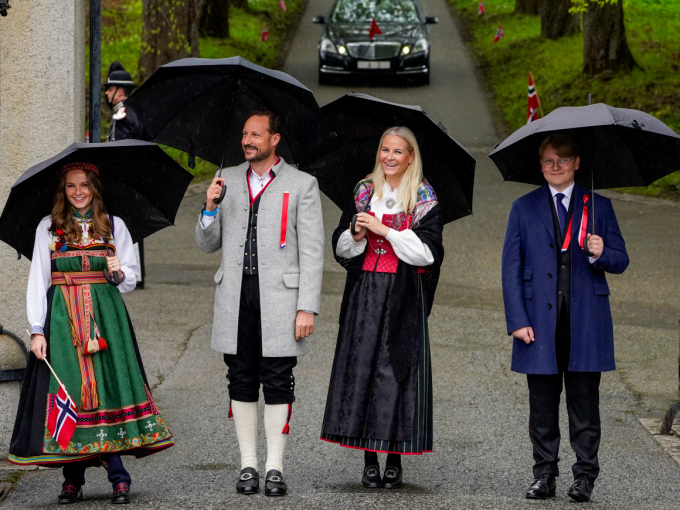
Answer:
[{"left": 561, "top": 194, "right": 590, "bottom": 253}]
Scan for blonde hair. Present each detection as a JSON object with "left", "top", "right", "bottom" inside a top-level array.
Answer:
[{"left": 370, "top": 126, "right": 424, "bottom": 214}]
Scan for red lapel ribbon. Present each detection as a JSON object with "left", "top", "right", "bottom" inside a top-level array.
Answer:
[
  {"left": 561, "top": 194, "right": 590, "bottom": 253},
  {"left": 280, "top": 192, "right": 289, "bottom": 249}
]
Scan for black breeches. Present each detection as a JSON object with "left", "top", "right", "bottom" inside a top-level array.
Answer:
[{"left": 223, "top": 274, "right": 297, "bottom": 405}]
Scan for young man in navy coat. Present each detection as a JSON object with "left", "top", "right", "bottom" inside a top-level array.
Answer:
[{"left": 502, "top": 134, "right": 629, "bottom": 503}]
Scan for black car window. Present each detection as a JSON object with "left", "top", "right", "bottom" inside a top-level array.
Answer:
[{"left": 331, "top": 0, "right": 419, "bottom": 23}]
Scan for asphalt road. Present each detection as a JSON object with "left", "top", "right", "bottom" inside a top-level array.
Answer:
[{"left": 4, "top": 0, "right": 680, "bottom": 507}]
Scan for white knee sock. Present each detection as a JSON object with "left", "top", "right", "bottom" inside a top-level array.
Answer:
[
  {"left": 231, "top": 400, "right": 259, "bottom": 471},
  {"left": 264, "top": 403, "right": 290, "bottom": 473}
]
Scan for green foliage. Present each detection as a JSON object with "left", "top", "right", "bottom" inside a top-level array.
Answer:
[
  {"left": 93, "top": 0, "right": 306, "bottom": 180},
  {"left": 569, "top": 0, "right": 617, "bottom": 15},
  {"left": 449, "top": 0, "right": 680, "bottom": 199}
]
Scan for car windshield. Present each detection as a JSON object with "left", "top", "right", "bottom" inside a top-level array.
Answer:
[{"left": 331, "top": 0, "right": 419, "bottom": 23}]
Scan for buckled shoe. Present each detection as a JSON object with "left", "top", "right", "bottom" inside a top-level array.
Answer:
[
  {"left": 525, "top": 473, "right": 556, "bottom": 500},
  {"left": 264, "top": 469, "right": 287, "bottom": 497},
  {"left": 58, "top": 483, "right": 83, "bottom": 505},
  {"left": 236, "top": 467, "right": 259, "bottom": 495},
  {"left": 567, "top": 475, "right": 594, "bottom": 502},
  {"left": 362, "top": 465, "right": 382, "bottom": 488},
  {"left": 382, "top": 466, "right": 403, "bottom": 489}
]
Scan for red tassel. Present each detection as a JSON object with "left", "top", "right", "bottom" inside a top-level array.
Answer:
[
  {"left": 98, "top": 337, "right": 108, "bottom": 350},
  {"left": 281, "top": 403, "right": 292, "bottom": 434},
  {"left": 228, "top": 400, "right": 233, "bottom": 419},
  {"left": 282, "top": 423, "right": 290, "bottom": 435}
]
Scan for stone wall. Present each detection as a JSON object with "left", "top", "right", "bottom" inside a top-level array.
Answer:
[{"left": 0, "top": 0, "right": 86, "bottom": 458}]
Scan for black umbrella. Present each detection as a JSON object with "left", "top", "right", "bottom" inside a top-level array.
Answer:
[
  {"left": 0, "top": 140, "right": 193, "bottom": 260},
  {"left": 125, "top": 56, "right": 329, "bottom": 169},
  {"left": 300, "top": 93, "right": 476, "bottom": 224},
  {"left": 488, "top": 103, "right": 680, "bottom": 188}
]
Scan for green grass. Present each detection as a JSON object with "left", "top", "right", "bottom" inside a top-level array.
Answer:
[
  {"left": 448, "top": 0, "right": 680, "bottom": 200},
  {"left": 89, "top": 0, "right": 308, "bottom": 181}
]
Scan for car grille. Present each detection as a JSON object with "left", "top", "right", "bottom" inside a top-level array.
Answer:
[{"left": 346, "top": 42, "right": 401, "bottom": 60}]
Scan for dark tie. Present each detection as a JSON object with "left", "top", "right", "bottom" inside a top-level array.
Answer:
[{"left": 555, "top": 193, "right": 568, "bottom": 238}]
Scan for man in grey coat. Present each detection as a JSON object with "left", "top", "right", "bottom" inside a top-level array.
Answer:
[{"left": 196, "top": 111, "right": 324, "bottom": 497}]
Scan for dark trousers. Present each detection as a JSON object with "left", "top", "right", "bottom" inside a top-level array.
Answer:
[
  {"left": 63, "top": 454, "right": 131, "bottom": 487},
  {"left": 224, "top": 274, "right": 297, "bottom": 405},
  {"left": 527, "top": 304, "right": 602, "bottom": 481}
]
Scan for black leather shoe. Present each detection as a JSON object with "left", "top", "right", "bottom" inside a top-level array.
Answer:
[
  {"left": 567, "top": 475, "right": 594, "bottom": 502},
  {"left": 525, "top": 473, "right": 556, "bottom": 500},
  {"left": 236, "top": 467, "right": 259, "bottom": 495},
  {"left": 58, "top": 484, "right": 83, "bottom": 504},
  {"left": 382, "top": 466, "right": 403, "bottom": 489},
  {"left": 111, "top": 482, "right": 130, "bottom": 504},
  {"left": 362, "top": 465, "right": 382, "bottom": 488},
  {"left": 264, "top": 469, "right": 288, "bottom": 497}
]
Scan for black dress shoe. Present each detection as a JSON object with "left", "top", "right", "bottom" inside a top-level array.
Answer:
[
  {"left": 236, "top": 467, "right": 259, "bottom": 495},
  {"left": 362, "top": 465, "right": 382, "bottom": 488},
  {"left": 58, "top": 484, "right": 83, "bottom": 504},
  {"left": 525, "top": 473, "right": 556, "bottom": 500},
  {"left": 264, "top": 469, "right": 287, "bottom": 497},
  {"left": 382, "top": 466, "right": 403, "bottom": 489},
  {"left": 567, "top": 475, "right": 594, "bottom": 502},
  {"left": 111, "top": 482, "right": 130, "bottom": 504}
]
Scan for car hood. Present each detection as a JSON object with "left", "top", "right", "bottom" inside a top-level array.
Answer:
[{"left": 328, "top": 23, "right": 423, "bottom": 44}]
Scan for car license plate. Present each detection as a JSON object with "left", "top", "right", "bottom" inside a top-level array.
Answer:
[{"left": 357, "top": 61, "right": 390, "bottom": 70}]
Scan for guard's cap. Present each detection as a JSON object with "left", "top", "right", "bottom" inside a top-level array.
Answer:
[{"left": 103, "top": 62, "right": 136, "bottom": 89}]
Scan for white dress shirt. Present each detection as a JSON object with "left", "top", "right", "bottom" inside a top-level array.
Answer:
[
  {"left": 335, "top": 182, "right": 434, "bottom": 266},
  {"left": 548, "top": 183, "right": 598, "bottom": 263},
  {"left": 28, "top": 215, "right": 139, "bottom": 335}
]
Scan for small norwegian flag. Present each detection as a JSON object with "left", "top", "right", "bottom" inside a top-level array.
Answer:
[
  {"left": 527, "top": 71, "right": 542, "bottom": 123},
  {"left": 369, "top": 18, "right": 382, "bottom": 40},
  {"left": 493, "top": 25, "right": 504, "bottom": 43},
  {"left": 261, "top": 24, "right": 269, "bottom": 42},
  {"left": 47, "top": 385, "right": 78, "bottom": 449},
  {"left": 279, "top": 0, "right": 287, "bottom": 11},
  {"left": 478, "top": 1, "right": 484, "bottom": 15}
]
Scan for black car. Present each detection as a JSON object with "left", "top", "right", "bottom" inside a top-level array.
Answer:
[{"left": 313, "top": 0, "right": 437, "bottom": 86}]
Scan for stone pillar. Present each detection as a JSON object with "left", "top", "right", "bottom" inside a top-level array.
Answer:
[{"left": 0, "top": 0, "right": 87, "bottom": 458}]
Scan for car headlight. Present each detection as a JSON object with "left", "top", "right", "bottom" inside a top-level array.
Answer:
[
  {"left": 338, "top": 45, "right": 347, "bottom": 55},
  {"left": 412, "top": 38, "right": 428, "bottom": 55},
  {"left": 401, "top": 45, "right": 411, "bottom": 55},
  {"left": 320, "top": 38, "right": 338, "bottom": 56}
]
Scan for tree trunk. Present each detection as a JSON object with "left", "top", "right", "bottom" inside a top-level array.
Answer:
[
  {"left": 583, "top": 0, "right": 638, "bottom": 76},
  {"left": 541, "top": 0, "right": 579, "bottom": 40},
  {"left": 515, "top": 0, "right": 542, "bottom": 15},
  {"left": 138, "top": 0, "right": 206, "bottom": 82},
  {"left": 200, "top": 0, "right": 229, "bottom": 39}
]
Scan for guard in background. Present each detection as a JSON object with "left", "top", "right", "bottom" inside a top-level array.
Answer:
[{"left": 104, "top": 62, "right": 146, "bottom": 289}]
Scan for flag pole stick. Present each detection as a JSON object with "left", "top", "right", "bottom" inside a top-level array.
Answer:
[
  {"left": 533, "top": 71, "right": 545, "bottom": 118},
  {"left": 26, "top": 330, "right": 74, "bottom": 402}
]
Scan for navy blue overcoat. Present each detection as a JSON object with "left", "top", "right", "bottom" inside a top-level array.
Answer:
[{"left": 501, "top": 183, "right": 629, "bottom": 374}]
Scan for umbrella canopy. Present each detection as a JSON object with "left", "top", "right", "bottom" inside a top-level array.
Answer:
[
  {"left": 488, "top": 103, "right": 680, "bottom": 188},
  {"left": 125, "top": 56, "right": 329, "bottom": 167},
  {"left": 300, "top": 93, "right": 476, "bottom": 224},
  {"left": 0, "top": 140, "right": 193, "bottom": 259}
]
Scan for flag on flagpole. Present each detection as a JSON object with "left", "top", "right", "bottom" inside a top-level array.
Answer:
[
  {"left": 478, "top": 1, "right": 484, "bottom": 15},
  {"left": 527, "top": 71, "right": 542, "bottom": 123},
  {"left": 47, "top": 384, "right": 78, "bottom": 449},
  {"left": 261, "top": 24, "right": 269, "bottom": 42},
  {"left": 493, "top": 25, "right": 504, "bottom": 43},
  {"left": 369, "top": 18, "right": 382, "bottom": 40},
  {"left": 279, "top": 0, "right": 287, "bottom": 11}
]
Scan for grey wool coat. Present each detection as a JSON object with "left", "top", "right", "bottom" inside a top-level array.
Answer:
[{"left": 196, "top": 158, "right": 324, "bottom": 357}]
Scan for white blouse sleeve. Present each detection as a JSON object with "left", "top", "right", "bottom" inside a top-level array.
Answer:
[
  {"left": 386, "top": 228, "right": 434, "bottom": 266},
  {"left": 113, "top": 216, "right": 139, "bottom": 294},
  {"left": 335, "top": 229, "right": 367, "bottom": 259},
  {"left": 27, "top": 218, "right": 54, "bottom": 335}
]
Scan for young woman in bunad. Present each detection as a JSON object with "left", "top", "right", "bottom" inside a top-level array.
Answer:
[
  {"left": 8, "top": 163, "right": 173, "bottom": 505},
  {"left": 320, "top": 127, "right": 445, "bottom": 489}
]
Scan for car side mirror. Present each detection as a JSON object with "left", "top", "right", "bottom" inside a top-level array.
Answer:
[
  {"left": 425, "top": 16, "right": 438, "bottom": 24},
  {"left": 313, "top": 15, "right": 326, "bottom": 24}
]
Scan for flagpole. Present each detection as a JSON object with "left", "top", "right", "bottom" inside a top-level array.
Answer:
[{"left": 27, "top": 330, "right": 74, "bottom": 402}]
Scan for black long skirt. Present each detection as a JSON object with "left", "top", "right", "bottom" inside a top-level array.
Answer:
[{"left": 320, "top": 271, "right": 433, "bottom": 454}]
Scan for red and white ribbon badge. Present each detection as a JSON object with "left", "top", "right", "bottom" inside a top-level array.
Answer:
[{"left": 280, "top": 191, "right": 289, "bottom": 249}]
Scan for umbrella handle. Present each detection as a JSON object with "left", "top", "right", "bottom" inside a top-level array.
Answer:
[
  {"left": 214, "top": 182, "right": 227, "bottom": 205},
  {"left": 351, "top": 214, "right": 359, "bottom": 236},
  {"left": 103, "top": 241, "right": 121, "bottom": 287}
]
